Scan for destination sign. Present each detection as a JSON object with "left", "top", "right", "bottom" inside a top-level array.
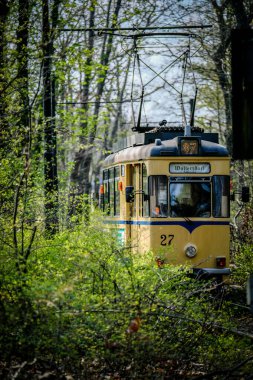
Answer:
[{"left": 170, "top": 163, "right": 210, "bottom": 174}]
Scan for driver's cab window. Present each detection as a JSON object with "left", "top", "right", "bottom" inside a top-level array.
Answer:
[
  {"left": 212, "top": 176, "right": 230, "bottom": 217},
  {"left": 149, "top": 176, "right": 168, "bottom": 217},
  {"left": 169, "top": 177, "right": 211, "bottom": 218}
]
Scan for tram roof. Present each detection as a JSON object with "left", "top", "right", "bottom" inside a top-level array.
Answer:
[{"left": 104, "top": 130, "right": 229, "bottom": 166}]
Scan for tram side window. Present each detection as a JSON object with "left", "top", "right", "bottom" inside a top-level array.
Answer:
[
  {"left": 142, "top": 164, "right": 149, "bottom": 216},
  {"left": 108, "top": 168, "right": 114, "bottom": 216},
  {"left": 149, "top": 176, "right": 168, "bottom": 217},
  {"left": 103, "top": 170, "right": 109, "bottom": 214},
  {"left": 114, "top": 166, "right": 120, "bottom": 216},
  {"left": 212, "top": 176, "right": 230, "bottom": 217},
  {"left": 103, "top": 167, "right": 120, "bottom": 216}
]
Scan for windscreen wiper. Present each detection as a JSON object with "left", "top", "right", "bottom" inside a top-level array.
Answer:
[{"left": 184, "top": 217, "right": 194, "bottom": 224}]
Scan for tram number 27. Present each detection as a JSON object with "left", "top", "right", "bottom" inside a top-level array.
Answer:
[{"left": 160, "top": 234, "right": 174, "bottom": 246}]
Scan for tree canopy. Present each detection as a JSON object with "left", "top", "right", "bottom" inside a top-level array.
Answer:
[{"left": 0, "top": 0, "right": 252, "bottom": 234}]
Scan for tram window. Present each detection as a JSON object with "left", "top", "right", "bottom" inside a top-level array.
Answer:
[
  {"left": 212, "top": 176, "right": 230, "bottom": 217},
  {"left": 149, "top": 176, "right": 168, "bottom": 217},
  {"left": 102, "top": 167, "right": 120, "bottom": 216},
  {"left": 142, "top": 164, "right": 149, "bottom": 216},
  {"left": 114, "top": 166, "right": 120, "bottom": 216},
  {"left": 109, "top": 168, "right": 114, "bottom": 216},
  {"left": 103, "top": 170, "right": 109, "bottom": 214},
  {"left": 169, "top": 178, "right": 211, "bottom": 217}
]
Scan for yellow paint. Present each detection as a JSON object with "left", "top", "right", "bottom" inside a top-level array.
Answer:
[{"left": 104, "top": 154, "right": 230, "bottom": 273}]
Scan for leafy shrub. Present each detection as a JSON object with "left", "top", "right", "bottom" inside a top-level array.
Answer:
[
  {"left": 1, "top": 210, "right": 253, "bottom": 378},
  {"left": 232, "top": 243, "right": 253, "bottom": 285},
  {"left": 231, "top": 205, "right": 253, "bottom": 285}
]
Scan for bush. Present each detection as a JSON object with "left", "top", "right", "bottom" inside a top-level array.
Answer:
[
  {"left": 1, "top": 210, "right": 253, "bottom": 378},
  {"left": 232, "top": 243, "right": 253, "bottom": 286},
  {"left": 231, "top": 205, "right": 253, "bottom": 285}
]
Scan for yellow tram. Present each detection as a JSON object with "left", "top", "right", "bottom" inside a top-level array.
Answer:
[{"left": 100, "top": 126, "right": 231, "bottom": 278}]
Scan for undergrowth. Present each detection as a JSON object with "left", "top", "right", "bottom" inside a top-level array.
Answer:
[{"left": 0, "top": 210, "right": 253, "bottom": 379}]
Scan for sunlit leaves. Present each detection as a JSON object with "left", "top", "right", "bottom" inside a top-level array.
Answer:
[{"left": 0, "top": 208, "right": 252, "bottom": 375}]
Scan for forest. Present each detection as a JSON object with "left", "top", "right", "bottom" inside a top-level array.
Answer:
[{"left": 0, "top": 0, "right": 253, "bottom": 378}]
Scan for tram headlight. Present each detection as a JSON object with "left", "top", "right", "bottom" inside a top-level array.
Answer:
[{"left": 185, "top": 244, "right": 197, "bottom": 258}]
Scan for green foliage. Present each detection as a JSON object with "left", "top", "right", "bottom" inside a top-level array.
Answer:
[
  {"left": 231, "top": 206, "right": 253, "bottom": 285},
  {"left": 1, "top": 211, "right": 253, "bottom": 378},
  {"left": 232, "top": 244, "right": 253, "bottom": 285}
]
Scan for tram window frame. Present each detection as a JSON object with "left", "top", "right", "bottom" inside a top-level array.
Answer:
[
  {"left": 142, "top": 164, "right": 149, "bottom": 217},
  {"left": 212, "top": 175, "right": 230, "bottom": 218},
  {"left": 102, "top": 169, "right": 109, "bottom": 214},
  {"left": 149, "top": 175, "right": 168, "bottom": 218},
  {"left": 114, "top": 166, "right": 120, "bottom": 216},
  {"left": 108, "top": 168, "right": 114, "bottom": 216},
  {"left": 102, "top": 166, "right": 120, "bottom": 216},
  {"left": 131, "top": 165, "right": 137, "bottom": 217}
]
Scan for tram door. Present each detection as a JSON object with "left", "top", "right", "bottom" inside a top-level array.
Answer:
[{"left": 127, "top": 163, "right": 141, "bottom": 252}]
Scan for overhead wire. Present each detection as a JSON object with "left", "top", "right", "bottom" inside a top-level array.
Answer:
[
  {"left": 118, "top": 32, "right": 200, "bottom": 127},
  {"left": 143, "top": 50, "right": 185, "bottom": 89}
]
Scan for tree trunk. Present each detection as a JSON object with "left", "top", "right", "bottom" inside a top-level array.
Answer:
[
  {"left": 71, "top": 2, "right": 95, "bottom": 176},
  {"left": 42, "top": 0, "right": 60, "bottom": 235},
  {"left": 80, "top": 3, "right": 95, "bottom": 141},
  {"left": 0, "top": 0, "right": 9, "bottom": 149},
  {"left": 83, "top": 0, "right": 122, "bottom": 195},
  {"left": 17, "top": 0, "right": 30, "bottom": 150},
  {"left": 69, "top": 0, "right": 122, "bottom": 214},
  {"left": 109, "top": 54, "right": 132, "bottom": 147},
  {"left": 210, "top": 0, "right": 253, "bottom": 152},
  {"left": 67, "top": 2, "right": 96, "bottom": 219}
]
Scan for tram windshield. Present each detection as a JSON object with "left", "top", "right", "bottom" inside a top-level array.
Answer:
[
  {"left": 148, "top": 175, "right": 229, "bottom": 218},
  {"left": 170, "top": 178, "right": 211, "bottom": 217}
]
